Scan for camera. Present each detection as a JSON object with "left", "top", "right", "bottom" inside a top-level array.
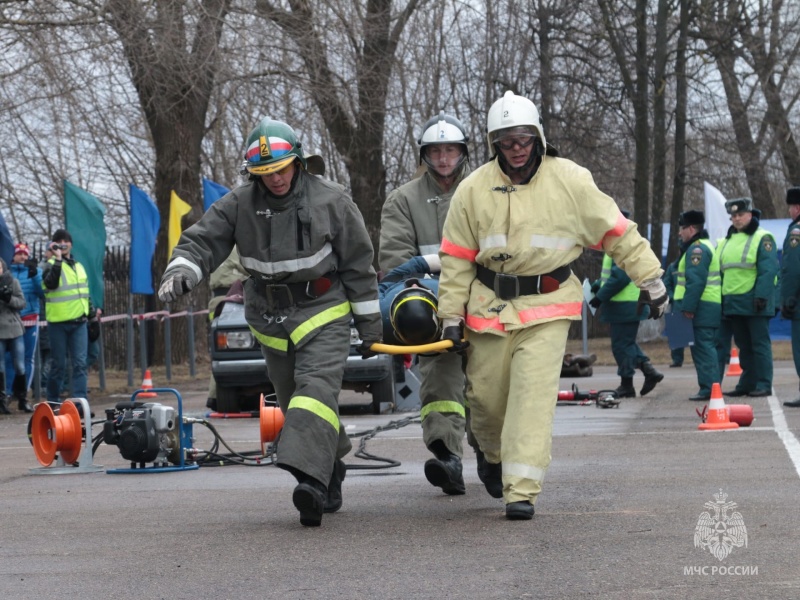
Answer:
[{"left": 51, "top": 243, "right": 68, "bottom": 251}]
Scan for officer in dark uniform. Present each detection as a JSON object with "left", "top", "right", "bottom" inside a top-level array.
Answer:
[
  {"left": 591, "top": 212, "right": 664, "bottom": 397},
  {"left": 718, "top": 198, "right": 779, "bottom": 397},
  {"left": 780, "top": 187, "right": 800, "bottom": 407},
  {"left": 672, "top": 210, "right": 721, "bottom": 400}
]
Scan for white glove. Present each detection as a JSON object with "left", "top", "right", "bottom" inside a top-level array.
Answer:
[
  {"left": 421, "top": 254, "right": 441, "bottom": 273},
  {"left": 637, "top": 278, "right": 668, "bottom": 320},
  {"left": 158, "top": 272, "right": 194, "bottom": 303}
]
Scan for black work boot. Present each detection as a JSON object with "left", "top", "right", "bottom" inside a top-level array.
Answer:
[
  {"left": 424, "top": 441, "right": 465, "bottom": 495},
  {"left": 639, "top": 362, "right": 664, "bottom": 396},
  {"left": 12, "top": 374, "right": 33, "bottom": 413},
  {"left": 785, "top": 384, "right": 800, "bottom": 407},
  {"left": 0, "top": 373, "right": 10, "bottom": 415},
  {"left": 476, "top": 448, "right": 503, "bottom": 498},
  {"left": 505, "top": 501, "right": 535, "bottom": 520},
  {"left": 292, "top": 477, "right": 327, "bottom": 527},
  {"left": 614, "top": 377, "right": 636, "bottom": 398},
  {"left": 323, "top": 459, "right": 346, "bottom": 513}
]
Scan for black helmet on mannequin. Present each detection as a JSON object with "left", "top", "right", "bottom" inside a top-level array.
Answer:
[{"left": 390, "top": 284, "right": 441, "bottom": 345}]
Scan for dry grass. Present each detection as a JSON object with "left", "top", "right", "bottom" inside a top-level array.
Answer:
[{"left": 566, "top": 337, "right": 794, "bottom": 367}]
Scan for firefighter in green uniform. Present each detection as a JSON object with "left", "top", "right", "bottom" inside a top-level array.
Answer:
[
  {"left": 718, "top": 198, "right": 779, "bottom": 397},
  {"left": 672, "top": 210, "right": 721, "bottom": 400},
  {"left": 379, "top": 112, "right": 476, "bottom": 496},
  {"left": 780, "top": 187, "right": 800, "bottom": 407},
  {"left": 591, "top": 212, "right": 664, "bottom": 398},
  {"left": 159, "top": 117, "right": 381, "bottom": 527}
]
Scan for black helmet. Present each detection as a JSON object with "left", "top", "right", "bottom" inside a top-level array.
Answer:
[{"left": 389, "top": 285, "right": 441, "bottom": 345}]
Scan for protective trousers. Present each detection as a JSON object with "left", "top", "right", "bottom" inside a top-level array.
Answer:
[
  {"left": 418, "top": 351, "right": 467, "bottom": 458},
  {"left": 261, "top": 318, "right": 352, "bottom": 487},
  {"left": 715, "top": 318, "right": 733, "bottom": 382},
  {"left": 792, "top": 319, "right": 800, "bottom": 379},
  {"left": 689, "top": 325, "right": 719, "bottom": 395},
  {"left": 729, "top": 315, "right": 773, "bottom": 392},
  {"left": 609, "top": 321, "right": 648, "bottom": 377},
  {"left": 465, "top": 319, "right": 571, "bottom": 505}
]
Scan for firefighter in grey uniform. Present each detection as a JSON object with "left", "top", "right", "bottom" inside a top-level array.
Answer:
[
  {"left": 159, "top": 118, "right": 382, "bottom": 527},
  {"left": 379, "top": 112, "right": 474, "bottom": 495}
]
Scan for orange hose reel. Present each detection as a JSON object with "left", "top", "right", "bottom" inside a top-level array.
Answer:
[
  {"left": 31, "top": 401, "right": 84, "bottom": 466},
  {"left": 259, "top": 394, "right": 285, "bottom": 454}
]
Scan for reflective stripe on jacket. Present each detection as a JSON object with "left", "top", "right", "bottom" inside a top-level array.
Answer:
[
  {"left": 438, "top": 156, "right": 662, "bottom": 335},
  {"left": 600, "top": 255, "right": 639, "bottom": 302}
]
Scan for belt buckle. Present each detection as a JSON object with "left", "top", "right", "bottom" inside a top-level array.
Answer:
[
  {"left": 265, "top": 284, "right": 293, "bottom": 307},
  {"left": 494, "top": 273, "right": 520, "bottom": 300}
]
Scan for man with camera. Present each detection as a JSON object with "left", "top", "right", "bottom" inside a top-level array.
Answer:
[{"left": 41, "top": 229, "right": 93, "bottom": 406}]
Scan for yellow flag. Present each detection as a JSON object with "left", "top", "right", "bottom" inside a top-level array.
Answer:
[{"left": 168, "top": 191, "right": 193, "bottom": 258}]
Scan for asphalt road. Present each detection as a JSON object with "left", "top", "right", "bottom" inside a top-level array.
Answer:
[{"left": 1, "top": 361, "right": 800, "bottom": 599}]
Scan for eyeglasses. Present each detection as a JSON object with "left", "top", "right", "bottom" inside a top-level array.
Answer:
[{"left": 496, "top": 136, "right": 536, "bottom": 151}]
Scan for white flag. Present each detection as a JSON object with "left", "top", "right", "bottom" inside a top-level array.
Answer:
[{"left": 704, "top": 182, "right": 730, "bottom": 245}]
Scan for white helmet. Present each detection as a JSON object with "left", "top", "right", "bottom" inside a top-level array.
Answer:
[
  {"left": 486, "top": 91, "right": 546, "bottom": 154},
  {"left": 417, "top": 111, "right": 469, "bottom": 167}
]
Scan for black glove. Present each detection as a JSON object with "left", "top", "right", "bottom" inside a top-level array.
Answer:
[
  {"left": 442, "top": 324, "right": 469, "bottom": 352},
  {"left": 88, "top": 319, "right": 101, "bottom": 342},
  {"left": 753, "top": 297, "right": 767, "bottom": 312},
  {"left": 782, "top": 301, "right": 797, "bottom": 320},
  {"left": 25, "top": 258, "right": 38, "bottom": 278},
  {"left": 356, "top": 340, "right": 379, "bottom": 359},
  {"left": 589, "top": 297, "right": 602, "bottom": 309},
  {"left": 590, "top": 280, "right": 601, "bottom": 295},
  {"left": 0, "top": 286, "right": 11, "bottom": 303},
  {"left": 637, "top": 279, "right": 668, "bottom": 320}
]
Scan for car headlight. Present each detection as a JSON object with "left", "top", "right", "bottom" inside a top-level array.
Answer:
[{"left": 216, "top": 330, "right": 255, "bottom": 350}]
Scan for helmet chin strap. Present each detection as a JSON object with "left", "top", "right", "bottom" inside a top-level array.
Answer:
[{"left": 496, "top": 145, "right": 542, "bottom": 183}]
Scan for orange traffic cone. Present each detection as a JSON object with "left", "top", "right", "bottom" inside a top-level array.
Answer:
[
  {"left": 138, "top": 369, "right": 158, "bottom": 398},
  {"left": 698, "top": 383, "right": 738, "bottom": 430},
  {"left": 726, "top": 348, "right": 743, "bottom": 377}
]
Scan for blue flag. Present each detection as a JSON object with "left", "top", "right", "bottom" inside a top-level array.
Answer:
[
  {"left": 64, "top": 180, "right": 107, "bottom": 309},
  {"left": 0, "top": 208, "right": 14, "bottom": 265},
  {"left": 203, "top": 178, "right": 230, "bottom": 212},
  {"left": 129, "top": 184, "right": 161, "bottom": 294}
]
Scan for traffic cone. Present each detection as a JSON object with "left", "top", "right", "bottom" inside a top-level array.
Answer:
[
  {"left": 698, "top": 383, "right": 738, "bottom": 430},
  {"left": 726, "top": 348, "right": 743, "bottom": 377},
  {"left": 138, "top": 369, "right": 158, "bottom": 398}
]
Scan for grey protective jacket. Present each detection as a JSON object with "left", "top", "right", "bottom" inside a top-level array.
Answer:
[
  {"left": 379, "top": 166, "right": 470, "bottom": 271},
  {"left": 0, "top": 258, "right": 25, "bottom": 340},
  {"left": 164, "top": 172, "right": 381, "bottom": 353}
]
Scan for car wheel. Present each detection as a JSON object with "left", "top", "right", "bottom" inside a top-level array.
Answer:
[
  {"left": 216, "top": 385, "right": 241, "bottom": 414},
  {"left": 370, "top": 374, "right": 395, "bottom": 415}
]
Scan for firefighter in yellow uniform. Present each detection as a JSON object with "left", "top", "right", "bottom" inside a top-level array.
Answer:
[{"left": 438, "top": 91, "right": 666, "bottom": 520}]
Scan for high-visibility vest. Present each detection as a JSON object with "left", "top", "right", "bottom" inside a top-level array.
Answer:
[
  {"left": 718, "top": 229, "right": 770, "bottom": 295},
  {"left": 600, "top": 255, "right": 639, "bottom": 302},
  {"left": 674, "top": 239, "right": 721, "bottom": 303},
  {"left": 43, "top": 259, "right": 90, "bottom": 322}
]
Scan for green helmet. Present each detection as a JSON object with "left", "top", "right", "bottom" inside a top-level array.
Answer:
[{"left": 243, "top": 118, "right": 306, "bottom": 176}]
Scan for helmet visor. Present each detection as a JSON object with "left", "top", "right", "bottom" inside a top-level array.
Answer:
[{"left": 247, "top": 156, "right": 296, "bottom": 176}]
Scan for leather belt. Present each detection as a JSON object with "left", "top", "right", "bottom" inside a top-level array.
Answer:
[
  {"left": 255, "top": 273, "right": 337, "bottom": 308},
  {"left": 476, "top": 264, "right": 571, "bottom": 299}
]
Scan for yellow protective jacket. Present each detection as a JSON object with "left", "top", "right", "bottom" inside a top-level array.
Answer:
[{"left": 438, "top": 156, "right": 662, "bottom": 334}]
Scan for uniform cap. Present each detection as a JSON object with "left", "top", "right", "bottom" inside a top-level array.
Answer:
[
  {"left": 725, "top": 198, "right": 753, "bottom": 214},
  {"left": 786, "top": 187, "right": 800, "bottom": 205},
  {"left": 678, "top": 210, "right": 705, "bottom": 227}
]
